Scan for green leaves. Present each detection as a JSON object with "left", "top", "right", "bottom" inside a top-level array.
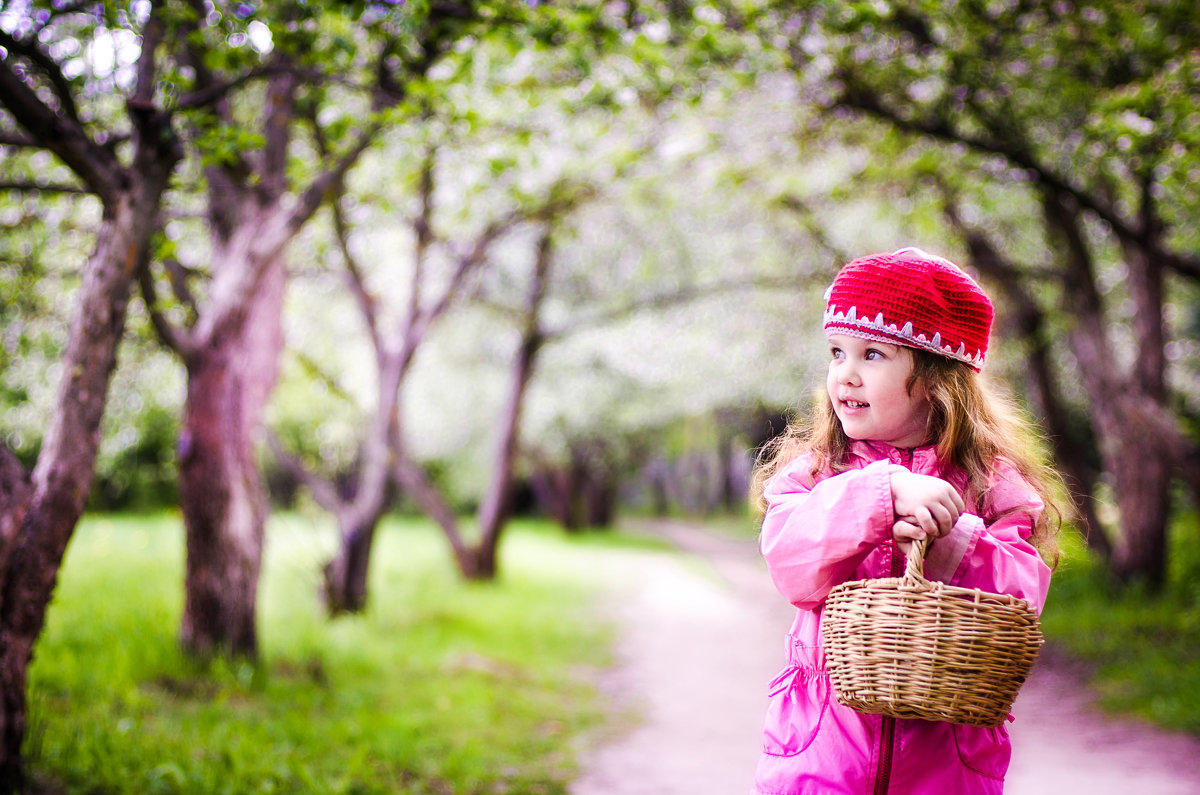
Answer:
[{"left": 194, "top": 121, "right": 266, "bottom": 168}]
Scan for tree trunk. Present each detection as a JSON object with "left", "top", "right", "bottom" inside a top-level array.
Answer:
[
  {"left": 958, "top": 229, "right": 1110, "bottom": 559},
  {"left": 0, "top": 196, "right": 157, "bottom": 789},
  {"left": 178, "top": 257, "right": 284, "bottom": 657},
  {"left": 317, "top": 347, "right": 407, "bottom": 614},
  {"left": 0, "top": 8, "right": 177, "bottom": 782},
  {"left": 643, "top": 457, "right": 671, "bottom": 518},
  {"left": 530, "top": 465, "right": 574, "bottom": 528},
  {"left": 0, "top": 449, "right": 31, "bottom": 586},
  {"left": 1108, "top": 427, "right": 1170, "bottom": 582},
  {"left": 471, "top": 334, "right": 540, "bottom": 580},
  {"left": 469, "top": 229, "right": 554, "bottom": 579},
  {"left": 402, "top": 231, "right": 551, "bottom": 580},
  {"left": 322, "top": 510, "right": 384, "bottom": 614},
  {"left": 1045, "top": 194, "right": 1172, "bottom": 585},
  {"left": 1108, "top": 236, "right": 1170, "bottom": 583},
  {"left": 581, "top": 469, "right": 616, "bottom": 528}
]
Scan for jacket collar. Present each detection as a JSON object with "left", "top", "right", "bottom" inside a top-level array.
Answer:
[{"left": 849, "top": 439, "right": 942, "bottom": 472}]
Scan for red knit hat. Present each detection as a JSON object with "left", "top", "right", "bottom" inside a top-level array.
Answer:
[{"left": 823, "top": 247, "right": 994, "bottom": 370}]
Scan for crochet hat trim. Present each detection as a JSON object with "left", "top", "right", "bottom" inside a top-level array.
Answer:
[{"left": 823, "top": 305, "right": 987, "bottom": 368}]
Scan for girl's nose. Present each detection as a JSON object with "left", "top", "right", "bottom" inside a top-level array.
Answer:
[{"left": 838, "top": 363, "right": 861, "bottom": 386}]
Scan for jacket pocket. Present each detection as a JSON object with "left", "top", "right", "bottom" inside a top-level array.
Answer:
[
  {"left": 761, "top": 666, "right": 830, "bottom": 757},
  {"left": 951, "top": 722, "right": 1011, "bottom": 780}
]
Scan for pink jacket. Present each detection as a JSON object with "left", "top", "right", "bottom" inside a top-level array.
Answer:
[{"left": 752, "top": 440, "right": 1051, "bottom": 795}]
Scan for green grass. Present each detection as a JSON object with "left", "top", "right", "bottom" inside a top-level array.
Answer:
[
  {"left": 1040, "top": 511, "right": 1200, "bottom": 736},
  {"left": 25, "top": 514, "right": 663, "bottom": 794}
]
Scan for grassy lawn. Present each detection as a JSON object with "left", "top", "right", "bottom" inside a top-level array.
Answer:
[
  {"left": 26, "top": 507, "right": 1199, "bottom": 793},
  {"left": 1039, "top": 511, "right": 1200, "bottom": 736},
  {"left": 25, "top": 513, "right": 666, "bottom": 794}
]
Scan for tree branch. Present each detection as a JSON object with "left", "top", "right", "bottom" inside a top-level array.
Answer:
[
  {"left": 0, "top": 28, "right": 80, "bottom": 124},
  {"left": 403, "top": 179, "right": 599, "bottom": 351},
  {"left": 833, "top": 75, "right": 1200, "bottom": 282},
  {"left": 265, "top": 433, "right": 344, "bottom": 514},
  {"left": 174, "top": 65, "right": 310, "bottom": 111},
  {"left": 292, "top": 349, "right": 358, "bottom": 406},
  {"left": 299, "top": 98, "right": 386, "bottom": 359},
  {"left": 402, "top": 147, "right": 437, "bottom": 347},
  {"left": 0, "top": 181, "right": 89, "bottom": 195},
  {"left": 137, "top": 260, "right": 198, "bottom": 359},
  {"left": 0, "top": 133, "right": 37, "bottom": 147},
  {"left": 775, "top": 194, "right": 855, "bottom": 265},
  {"left": 388, "top": 434, "right": 471, "bottom": 565},
  {"left": 287, "top": 120, "right": 383, "bottom": 237},
  {"left": 331, "top": 196, "right": 385, "bottom": 359},
  {"left": 0, "top": 56, "right": 119, "bottom": 203}
]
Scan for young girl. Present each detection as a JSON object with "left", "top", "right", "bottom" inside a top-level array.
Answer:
[{"left": 750, "top": 248, "right": 1064, "bottom": 795}]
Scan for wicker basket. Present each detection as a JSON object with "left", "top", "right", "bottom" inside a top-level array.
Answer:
[{"left": 820, "top": 536, "right": 1043, "bottom": 727}]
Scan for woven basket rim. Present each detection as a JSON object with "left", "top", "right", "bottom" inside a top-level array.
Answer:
[
  {"left": 833, "top": 536, "right": 1034, "bottom": 607},
  {"left": 820, "top": 536, "right": 1043, "bottom": 727}
]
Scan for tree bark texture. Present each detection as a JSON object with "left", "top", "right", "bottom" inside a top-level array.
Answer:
[
  {"left": 321, "top": 356, "right": 405, "bottom": 614},
  {"left": 470, "top": 335, "right": 540, "bottom": 578},
  {"left": 1045, "top": 195, "right": 1173, "bottom": 584},
  {"left": 468, "top": 231, "right": 556, "bottom": 579},
  {"left": 957, "top": 227, "right": 1110, "bottom": 558},
  {"left": 0, "top": 448, "right": 31, "bottom": 586},
  {"left": 322, "top": 510, "right": 383, "bottom": 614},
  {"left": 528, "top": 446, "right": 619, "bottom": 532},
  {"left": 1108, "top": 236, "right": 1171, "bottom": 581},
  {"left": 0, "top": 194, "right": 164, "bottom": 789},
  {"left": 178, "top": 256, "right": 285, "bottom": 657},
  {"left": 0, "top": 11, "right": 178, "bottom": 774},
  {"left": 529, "top": 464, "right": 576, "bottom": 529}
]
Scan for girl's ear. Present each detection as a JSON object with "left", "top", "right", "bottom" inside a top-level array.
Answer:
[{"left": 905, "top": 370, "right": 929, "bottom": 399}]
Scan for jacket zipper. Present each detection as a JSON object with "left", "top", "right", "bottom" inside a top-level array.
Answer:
[
  {"left": 873, "top": 448, "right": 913, "bottom": 795},
  {"left": 873, "top": 541, "right": 904, "bottom": 795}
]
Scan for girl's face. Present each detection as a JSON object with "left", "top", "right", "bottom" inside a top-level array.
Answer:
[{"left": 826, "top": 334, "right": 930, "bottom": 449}]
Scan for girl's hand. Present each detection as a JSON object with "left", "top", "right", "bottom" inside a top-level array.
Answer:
[
  {"left": 892, "top": 519, "right": 928, "bottom": 556},
  {"left": 889, "top": 466, "right": 965, "bottom": 541}
]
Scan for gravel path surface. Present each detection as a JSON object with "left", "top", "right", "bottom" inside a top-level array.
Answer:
[{"left": 570, "top": 521, "right": 1200, "bottom": 795}]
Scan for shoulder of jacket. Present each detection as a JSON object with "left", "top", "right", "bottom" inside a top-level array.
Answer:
[
  {"left": 986, "top": 457, "right": 1042, "bottom": 510},
  {"left": 768, "top": 449, "right": 851, "bottom": 493}
]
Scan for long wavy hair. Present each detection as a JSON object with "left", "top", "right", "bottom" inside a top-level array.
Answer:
[{"left": 751, "top": 349, "right": 1066, "bottom": 566}]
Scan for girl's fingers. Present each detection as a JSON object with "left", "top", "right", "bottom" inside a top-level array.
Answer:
[
  {"left": 934, "top": 496, "right": 961, "bottom": 535},
  {"left": 893, "top": 519, "right": 925, "bottom": 541},
  {"left": 928, "top": 504, "right": 952, "bottom": 534},
  {"left": 918, "top": 506, "right": 950, "bottom": 536},
  {"left": 889, "top": 469, "right": 965, "bottom": 536}
]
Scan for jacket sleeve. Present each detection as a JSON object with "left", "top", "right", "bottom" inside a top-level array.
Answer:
[
  {"left": 922, "top": 463, "right": 1052, "bottom": 613},
  {"left": 759, "top": 456, "right": 895, "bottom": 610}
]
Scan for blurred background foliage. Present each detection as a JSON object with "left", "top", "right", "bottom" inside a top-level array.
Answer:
[
  {"left": 1, "top": 0, "right": 1199, "bottom": 789},
  {"left": 1, "top": 0, "right": 1197, "bottom": 570}
]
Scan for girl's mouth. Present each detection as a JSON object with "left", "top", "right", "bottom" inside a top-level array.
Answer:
[{"left": 843, "top": 399, "right": 869, "bottom": 408}]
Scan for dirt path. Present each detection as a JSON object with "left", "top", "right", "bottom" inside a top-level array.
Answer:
[{"left": 570, "top": 521, "right": 1200, "bottom": 795}]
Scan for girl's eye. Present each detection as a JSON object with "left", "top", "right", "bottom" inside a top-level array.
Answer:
[
  {"left": 830, "top": 347, "right": 845, "bottom": 359},
  {"left": 865, "top": 349, "right": 885, "bottom": 360}
]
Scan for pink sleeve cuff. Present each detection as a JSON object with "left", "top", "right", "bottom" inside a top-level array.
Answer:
[{"left": 923, "top": 514, "right": 980, "bottom": 583}]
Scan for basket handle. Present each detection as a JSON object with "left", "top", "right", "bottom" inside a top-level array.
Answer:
[{"left": 902, "top": 535, "right": 933, "bottom": 585}]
